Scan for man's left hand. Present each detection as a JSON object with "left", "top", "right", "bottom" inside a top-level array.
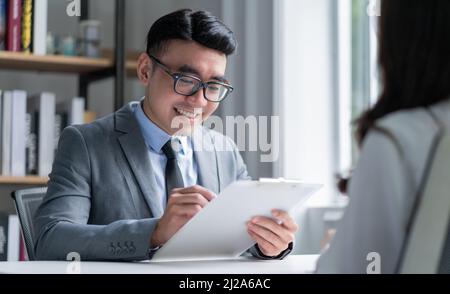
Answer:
[{"left": 247, "top": 209, "right": 298, "bottom": 257}]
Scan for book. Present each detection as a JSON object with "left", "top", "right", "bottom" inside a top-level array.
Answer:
[
  {"left": 21, "top": 0, "right": 32, "bottom": 53},
  {"left": 19, "top": 234, "right": 27, "bottom": 261},
  {"left": 28, "top": 92, "right": 55, "bottom": 177},
  {"left": 1, "top": 91, "right": 12, "bottom": 175},
  {"left": 0, "top": 90, "right": 2, "bottom": 174},
  {"left": 32, "top": 0, "right": 47, "bottom": 55},
  {"left": 10, "top": 90, "right": 27, "bottom": 176},
  {"left": 7, "top": 0, "right": 22, "bottom": 52},
  {"left": 0, "top": 212, "right": 20, "bottom": 261},
  {"left": 25, "top": 112, "right": 37, "bottom": 174},
  {"left": 0, "top": 212, "right": 7, "bottom": 260},
  {"left": 0, "top": 0, "right": 6, "bottom": 50},
  {"left": 54, "top": 110, "right": 67, "bottom": 157},
  {"left": 7, "top": 214, "right": 19, "bottom": 261},
  {"left": 69, "top": 96, "right": 85, "bottom": 125}
]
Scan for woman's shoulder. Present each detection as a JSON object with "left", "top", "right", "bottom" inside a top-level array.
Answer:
[
  {"left": 367, "top": 100, "right": 450, "bottom": 183},
  {"left": 374, "top": 101, "right": 450, "bottom": 151},
  {"left": 377, "top": 108, "right": 436, "bottom": 136},
  {"left": 376, "top": 99, "right": 450, "bottom": 136}
]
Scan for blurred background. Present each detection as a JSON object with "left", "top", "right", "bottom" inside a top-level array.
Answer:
[{"left": 0, "top": 0, "right": 380, "bottom": 256}]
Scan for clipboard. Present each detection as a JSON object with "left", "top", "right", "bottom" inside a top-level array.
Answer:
[{"left": 151, "top": 179, "right": 322, "bottom": 262}]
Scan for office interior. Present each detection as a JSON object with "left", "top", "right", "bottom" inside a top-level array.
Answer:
[{"left": 0, "top": 0, "right": 395, "bottom": 258}]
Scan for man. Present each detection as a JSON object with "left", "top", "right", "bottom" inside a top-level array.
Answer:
[{"left": 34, "top": 9, "right": 298, "bottom": 261}]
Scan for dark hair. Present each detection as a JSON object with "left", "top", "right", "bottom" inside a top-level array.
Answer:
[
  {"left": 356, "top": 0, "right": 450, "bottom": 144},
  {"left": 339, "top": 0, "right": 450, "bottom": 194},
  {"left": 146, "top": 9, "right": 237, "bottom": 57}
]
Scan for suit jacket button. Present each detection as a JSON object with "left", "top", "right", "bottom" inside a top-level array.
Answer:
[
  {"left": 116, "top": 243, "right": 122, "bottom": 255},
  {"left": 109, "top": 243, "right": 115, "bottom": 255},
  {"left": 129, "top": 242, "right": 136, "bottom": 254}
]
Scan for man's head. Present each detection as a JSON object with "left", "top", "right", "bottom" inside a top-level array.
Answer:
[{"left": 137, "top": 9, "right": 237, "bottom": 136}]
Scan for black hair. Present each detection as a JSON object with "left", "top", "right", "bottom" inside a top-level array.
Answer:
[
  {"left": 339, "top": 0, "right": 450, "bottom": 194},
  {"left": 146, "top": 9, "right": 237, "bottom": 57},
  {"left": 356, "top": 0, "right": 450, "bottom": 144}
]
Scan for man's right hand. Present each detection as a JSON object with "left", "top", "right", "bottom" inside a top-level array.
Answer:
[{"left": 150, "top": 185, "right": 216, "bottom": 247}]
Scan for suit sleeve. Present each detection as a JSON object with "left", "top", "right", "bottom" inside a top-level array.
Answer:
[{"left": 33, "top": 126, "right": 158, "bottom": 261}]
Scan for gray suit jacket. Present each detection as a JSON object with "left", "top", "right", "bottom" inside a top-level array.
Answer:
[{"left": 34, "top": 102, "right": 270, "bottom": 261}]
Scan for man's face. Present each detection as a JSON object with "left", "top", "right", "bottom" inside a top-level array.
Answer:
[{"left": 138, "top": 40, "right": 228, "bottom": 135}]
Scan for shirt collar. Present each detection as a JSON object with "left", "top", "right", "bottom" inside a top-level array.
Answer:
[{"left": 134, "top": 100, "right": 188, "bottom": 155}]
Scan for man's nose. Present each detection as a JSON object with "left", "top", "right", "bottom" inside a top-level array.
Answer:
[{"left": 186, "top": 87, "right": 207, "bottom": 107}]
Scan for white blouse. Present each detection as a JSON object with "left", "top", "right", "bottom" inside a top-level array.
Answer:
[{"left": 316, "top": 99, "right": 450, "bottom": 274}]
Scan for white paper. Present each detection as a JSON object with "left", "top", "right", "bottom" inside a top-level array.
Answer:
[{"left": 151, "top": 179, "right": 322, "bottom": 262}]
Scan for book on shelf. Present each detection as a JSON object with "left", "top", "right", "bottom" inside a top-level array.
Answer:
[
  {"left": 21, "top": 0, "right": 32, "bottom": 53},
  {"left": 1, "top": 90, "right": 28, "bottom": 177},
  {"left": 25, "top": 112, "right": 37, "bottom": 174},
  {"left": 0, "top": 212, "right": 21, "bottom": 261},
  {"left": 1, "top": 90, "right": 12, "bottom": 175},
  {"left": 10, "top": 90, "right": 27, "bottom": 176},
  {"left": 6, "top": 0, "right": 21, "bottom": 52},
  {"left": 0, "top": 0, "right": 6, "bottom": 51},
  {"left": 27, "top": 92, "right": 55, "bottom": 177},
  {"left": 1, "top": 90, "right": 88, "bottom": 178},
  {"left": 0, "top": 0, "right": 47, "bottom": 54},
  {"left": 33, "top": 0, "right": 47, "bottom": 55}
]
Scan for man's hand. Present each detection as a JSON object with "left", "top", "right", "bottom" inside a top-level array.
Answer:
[
  {"left": 150, "top": 185, "right": 216, "bottom": 247},
  {"left": 247, "top": 209, "right": 298, "bottom": 257}
]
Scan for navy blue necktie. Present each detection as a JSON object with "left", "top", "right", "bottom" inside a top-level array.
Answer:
[{"left": 161, "top": 139, "right": 185, "bottom": 200}]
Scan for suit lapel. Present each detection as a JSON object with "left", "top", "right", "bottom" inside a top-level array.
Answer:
[
  {"left": 115, "top": 103, "right": 164, "bottom": 217},
  {"left": 192, "top": 128, "right": 221, "bottom": 194}
]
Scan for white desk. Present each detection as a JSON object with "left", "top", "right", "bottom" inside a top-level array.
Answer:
[{"left": 0, "top": 255, "right": 318, "bottom": 274}]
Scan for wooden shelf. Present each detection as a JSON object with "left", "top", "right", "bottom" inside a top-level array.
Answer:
[
  {"left": 0, "top": 51, "right": 138, "bottom": 77},
  {"left": 0, "top": 51, "right": 112, "bottom": 74},
  {"left": 0, "top": 176, "right": 49, "bottom": 185},
  {"left": 126, "top": 60, "right": 137, "bottom": 78}
]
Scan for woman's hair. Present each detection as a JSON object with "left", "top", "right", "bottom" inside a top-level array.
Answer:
[
  {"left": 356, "top": 0, "right": 450, "bottom": 144},
  {"left": 339, "top": 0, "right": 450, "bottom": 194}
]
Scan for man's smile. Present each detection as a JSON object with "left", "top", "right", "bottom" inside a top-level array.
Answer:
[{"left": 174, "top": 106, "right": 202, "bottom": 120}]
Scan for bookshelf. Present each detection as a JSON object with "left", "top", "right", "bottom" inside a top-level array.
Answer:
[
  {"left": 0, "top": 0, "right": 129, "bottom": 203},
  {"left": 0, "top": 51, "right": 111, "bottom": 73},
  {"left": 0, "top": 51, "right": 138, "bottom": 76}
]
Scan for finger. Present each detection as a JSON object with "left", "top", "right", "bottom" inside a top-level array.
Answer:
[
  {"left": 247, "top": 222, "right": 285, "bottom": 250},
  {"left": 173, "top": 204, "right": 203, "bottom": 218},
  {"left": 247, "top": 229, "right": 278, "bottom": 257},
  {"left": 251, "top": 216, "right": 294, "bottom": 244},
  {"left": 272, "top": 210, "right": 299, "bottom": 232},
  {"left": 171, "top": 185, "right": 216, "bottom": 201},
  {"left": 169, "top": 193, "right": 209, "bottom": 207}
]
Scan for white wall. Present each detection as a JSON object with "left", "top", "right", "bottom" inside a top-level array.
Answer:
[
  {"left": 220, "top": 0, "right": 275, "bottom": 179},
  {"left": 275, "top": 0, "right": 342, "bottom": 204}
]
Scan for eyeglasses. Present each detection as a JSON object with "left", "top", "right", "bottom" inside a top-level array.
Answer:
[{"left": 149, "top": 55, "right": 234, "bottom": 103}]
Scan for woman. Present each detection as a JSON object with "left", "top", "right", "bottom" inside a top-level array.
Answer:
[{"left": 316, "top": 0, "right": 450, "bottom": 273}]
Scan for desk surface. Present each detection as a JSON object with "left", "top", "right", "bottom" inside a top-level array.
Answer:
[{"left": 0, "top": 255, "right": 319, "bottom": 274}]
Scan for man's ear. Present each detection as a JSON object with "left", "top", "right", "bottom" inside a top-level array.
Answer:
[{"left": 137, "top": 52, "right": 152, "bottom": 86}]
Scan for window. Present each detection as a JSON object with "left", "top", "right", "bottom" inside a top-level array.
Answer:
[
  {"left": 350, "top": 0, "right": 380, "bottom": 162},
  {"left": 274, "top": 0, "right": 379, "bottom": 203}
]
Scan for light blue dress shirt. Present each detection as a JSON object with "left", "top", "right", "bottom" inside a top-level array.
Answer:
[{"left": 133, "top": 101, "right": 198, "bottom": 208}]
